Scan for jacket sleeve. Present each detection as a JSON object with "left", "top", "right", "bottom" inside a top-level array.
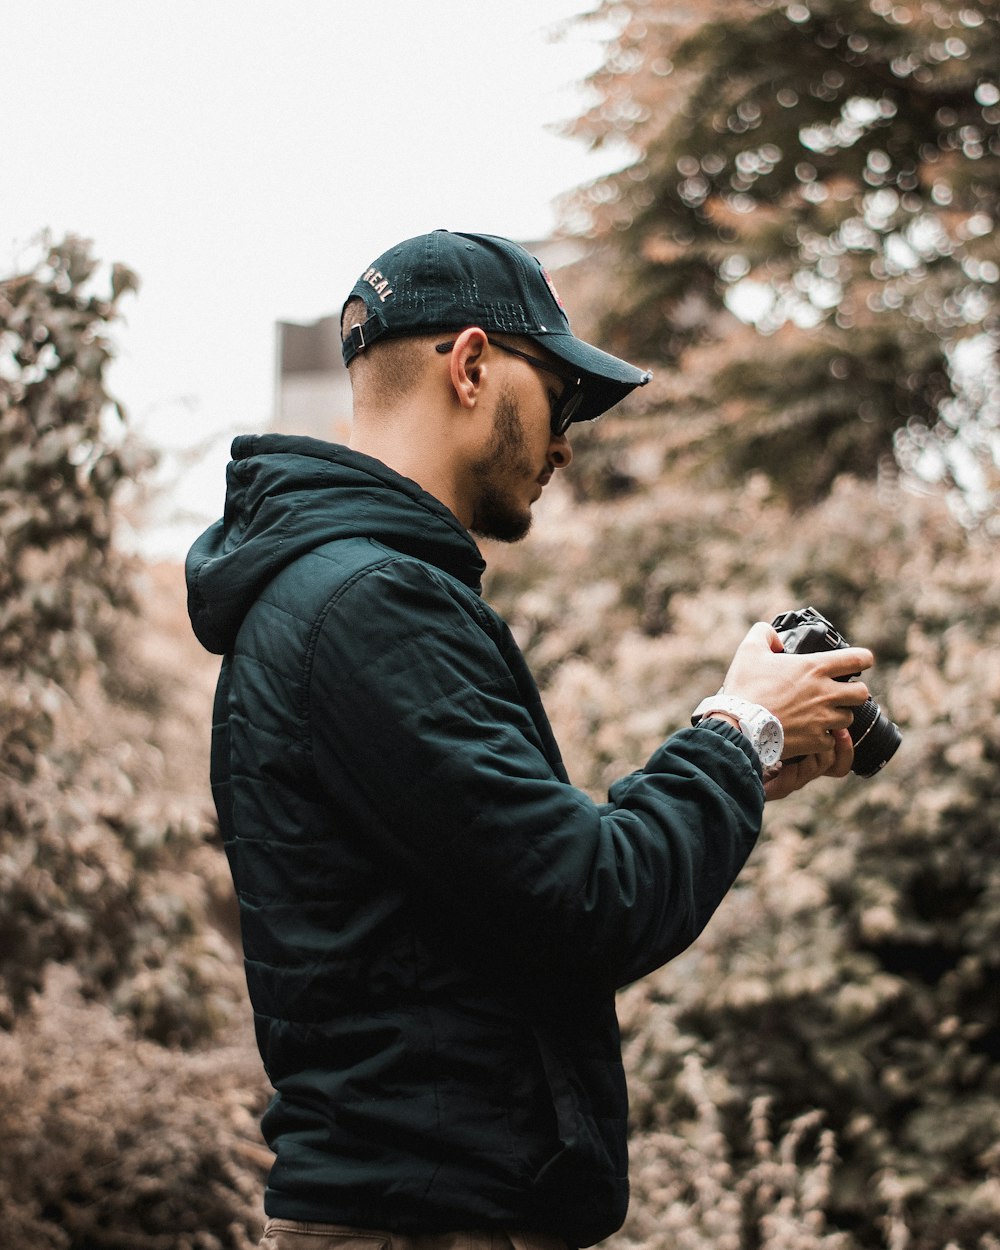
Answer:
[{"left": 307, "top": 556, "right": 764, "bottom": 999}]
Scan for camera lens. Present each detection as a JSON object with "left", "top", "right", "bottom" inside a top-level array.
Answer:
[{"left": 849, "top": 697, "right": 902, "bottom": 778}]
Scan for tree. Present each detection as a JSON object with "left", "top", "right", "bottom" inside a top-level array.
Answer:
[
  {"left": 0, "top": 236, "right": 236, "bottom": 1036},
  {"left": 0, "top": 236, "right": 267, "bottom": 1245},
  {"left": 564, "top": 0, "right": 1000, "bottom": 511},
  {"left": 1, "top": 236, "right": 140, "bottom": 777}
]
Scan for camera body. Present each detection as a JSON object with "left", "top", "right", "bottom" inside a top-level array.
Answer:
[{"left": 771, "top": 606, "right": 901, "bottom": 778}]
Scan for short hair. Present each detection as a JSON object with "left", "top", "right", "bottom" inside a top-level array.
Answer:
[{"left": 341, "top": 297, "right": 438, "bottom": 407}]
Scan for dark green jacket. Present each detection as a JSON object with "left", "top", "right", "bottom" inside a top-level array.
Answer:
[{"left": 186, "top": 434, "right": 764, "bottom": 1247}]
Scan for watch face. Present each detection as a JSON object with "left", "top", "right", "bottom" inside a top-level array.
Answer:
[{"left": 755, "top": 719, "right": 783, "bottom": 766}]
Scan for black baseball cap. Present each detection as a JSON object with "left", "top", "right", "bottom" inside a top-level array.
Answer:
[{"left": 341, "top": 229, "right": 651, "bottom": 425}]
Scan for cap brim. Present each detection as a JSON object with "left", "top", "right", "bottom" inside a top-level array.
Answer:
[{"left": 530, "top": 332, "right": 651, "bottom": 424}]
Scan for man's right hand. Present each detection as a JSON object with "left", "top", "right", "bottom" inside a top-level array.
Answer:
[{"left": 721, "top": 620, "right": 874, "bottom": 759}]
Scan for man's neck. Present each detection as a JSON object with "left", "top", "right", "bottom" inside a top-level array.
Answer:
[{"left": 349, "top": 417, "right": 471, "bottom": 530}]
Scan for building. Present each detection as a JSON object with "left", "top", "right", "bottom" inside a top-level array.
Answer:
[{"left": 272, "top": 313, "right": 353, "bottom": 443}]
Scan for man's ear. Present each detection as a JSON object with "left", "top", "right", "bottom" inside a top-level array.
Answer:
[{"left": 447, "top": 327, "right": 489, "bottom": 410}]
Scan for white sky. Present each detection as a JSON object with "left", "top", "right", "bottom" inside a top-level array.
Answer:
[{"left": 3, "top": 1, "right": 623, "bottom": 558}]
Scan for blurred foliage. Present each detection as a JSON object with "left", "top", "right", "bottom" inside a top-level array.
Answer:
[
  {"left": 485, "top": 464, "right": 1000, "bottom": 1248},
  {"left": 0, "top": 968, "right": 266, "bottom": 1250},
  {"left": 0, "top": 234, "right": 143, "bottom": 773},
  {"left": 563, "top": 0, "right": 1000, "bottom": 513},
  {"left": 3, "top": 146, "right": 998, "bottom": 1248},
  {"left": 0, "top": 240, "right": 266, "bottom": 1245},
  {"left": 0, "top": 235, "right": 235, "bottom": 1033},
  {"left": 549, "top": 29, "right": 1000, "bottom": 1238}
]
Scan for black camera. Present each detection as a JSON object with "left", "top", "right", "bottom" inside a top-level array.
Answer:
[{"left": 772, "top": 606, "right": 901, "bottom": 778}]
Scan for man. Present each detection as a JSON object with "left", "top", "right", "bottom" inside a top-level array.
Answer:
[{"left": 186, "top": 230, "right": 872, "bottom": 1250}]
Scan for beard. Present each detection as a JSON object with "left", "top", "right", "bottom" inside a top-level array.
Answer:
[{"left": 468, "top": 386, "right": 536, "bottom": 543}]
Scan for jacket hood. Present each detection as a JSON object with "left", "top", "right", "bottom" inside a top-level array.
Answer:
[{"left": 185, "top": 434, "right": 485, "bottom": 654}]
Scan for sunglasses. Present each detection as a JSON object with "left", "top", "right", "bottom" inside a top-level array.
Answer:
[{"left": 435, "top": 337, "right": 585, "bottom": 436}]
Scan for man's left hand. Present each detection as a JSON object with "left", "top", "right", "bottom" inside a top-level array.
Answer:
[{"left": 763, "top": 727, "right": 854, "bottom": 801}]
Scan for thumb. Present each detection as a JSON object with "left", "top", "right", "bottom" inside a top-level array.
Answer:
[{"left": 745, "top": 620, "right": 785, "bottom": 654}]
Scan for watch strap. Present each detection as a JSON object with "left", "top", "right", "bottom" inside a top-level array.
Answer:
[{"left": 691, "top": 692, "right": 784, "bottom": 767}]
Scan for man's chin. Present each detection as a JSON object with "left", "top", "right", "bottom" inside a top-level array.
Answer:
[{"left": 471, "top": 504, "right": 533, "bottom": 544}]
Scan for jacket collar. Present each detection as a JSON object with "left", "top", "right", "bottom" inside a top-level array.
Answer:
[{"left": 186, "top": 434, "right": 486, "bottom": 654}]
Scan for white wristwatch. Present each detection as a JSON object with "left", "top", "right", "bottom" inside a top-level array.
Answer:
[{"left": 691, "top": 693, "right": 784, "bottom": 768}]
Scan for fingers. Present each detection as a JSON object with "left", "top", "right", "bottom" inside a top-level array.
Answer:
[
  {"left": 799, "top": 728, "right": 852, "bottom": 779},
  {"left": 765, "top": 730, "right": 854, "bottom": 801},
  {"left": 744, "top": 623, "right": 871, "bottom": 672},
  {"left": 833, "top": 679, "right": 872, "bottom": 709},
  {"left": 723, "top": 620, "right": 877, "bottom": 756},
  {"left": 745, "top": 620, "right": 786, "bottom": 655},
  {"left": 827, "top": 705, "right": 858, "bottom": 733},
  {"left": 784, "top": 702, "right": 856, "bottom": 755},
  {"left": 820, "top": 646, "right": 874, "bottom": 677},
  {"left": 826, "top": 727, "right": 855, "bottom": 778},
  {"left": 764, "top": 752, "right": 823, "bottom": 799},
  {"left": 731, "top": 616, "right": 871, "bottom": 799}
]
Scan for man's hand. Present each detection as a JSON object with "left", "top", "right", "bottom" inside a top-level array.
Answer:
[
  {"left": 763, "top": 728, "right": 854, "bottom": 801},
  {"left": 722, "top": 620, "right": 874, "bottom": 760}
]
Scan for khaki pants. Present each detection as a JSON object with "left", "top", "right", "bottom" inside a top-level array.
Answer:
[{"left": 259, "top": 1224, "right": 568, "bottom": 1250}]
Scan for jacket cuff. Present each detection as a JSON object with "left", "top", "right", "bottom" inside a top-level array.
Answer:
[{"left": 693, "top": 716, "right": 764, "bottom": 778}]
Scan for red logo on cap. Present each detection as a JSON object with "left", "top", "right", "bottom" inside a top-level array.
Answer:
[{"left": 541, "top": 267, "right": 565, "bottom": 311}]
